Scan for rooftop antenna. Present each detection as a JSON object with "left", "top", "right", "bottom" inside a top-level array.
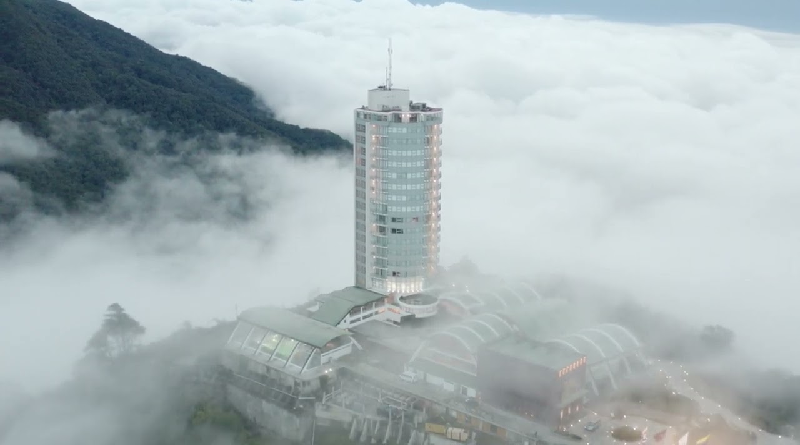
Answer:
[{"left": 386, "top": 38, "right": 393, "bottom": 90}]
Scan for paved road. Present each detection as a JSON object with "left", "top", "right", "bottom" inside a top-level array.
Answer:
[
  {"left": 344, "top": 360, "right": 795, "bottom": 445},
  {"left": 565, "top": 410, "right": 670, "bottom": 445},
  {"left": 654, "top": 360, "right": 796, "bottom": 445},
  {"left": 346, "top": 362, "right": 576, "bottom": 445}
]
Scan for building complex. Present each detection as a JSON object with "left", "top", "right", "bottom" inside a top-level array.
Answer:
[{"left": 218, "top": 45, "right": 653, "bottom": 445}]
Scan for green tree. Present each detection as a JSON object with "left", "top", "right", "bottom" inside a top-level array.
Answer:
[{"left": 85, "top": 303, "right": 146, "bottom": 359}]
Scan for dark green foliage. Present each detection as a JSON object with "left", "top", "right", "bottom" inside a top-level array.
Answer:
[
  {"left": 0, "top": 0, "right": 348, "bottom": 152},
  {"left": 1, "top": 111, "right": 131, "bottom": 214}
]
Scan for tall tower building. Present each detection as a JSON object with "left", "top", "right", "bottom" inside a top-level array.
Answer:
[{"left": 353, "top": 43, "right": 443, "bottom": 296}]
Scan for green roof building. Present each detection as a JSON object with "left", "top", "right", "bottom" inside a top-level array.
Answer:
[{"left": 305, "top": 286, "right": 387, "bottom": 326}]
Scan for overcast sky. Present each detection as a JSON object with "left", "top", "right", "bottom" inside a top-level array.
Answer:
[
  {"left": 416, "top": 0, "right": 800, "bottom": 32},
  {"left": 2, "top": 0, "right": 800, "bottom": 392}
]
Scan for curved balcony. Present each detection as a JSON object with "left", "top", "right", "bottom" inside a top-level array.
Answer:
[{"left": 397, "top": 293, "right": 439, "bottom": 318}]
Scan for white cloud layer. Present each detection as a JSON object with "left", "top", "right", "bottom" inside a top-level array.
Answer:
[
  {"left": 3, "top": 0, "right": 800, "bottom": 391},
  {"left": 0, "top": 121, "right": 54, "bottom": 164}
]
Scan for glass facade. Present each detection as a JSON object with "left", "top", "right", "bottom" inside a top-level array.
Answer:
[
  {"left": 225, "top": 321, "right": 321, "bottom": 374},
  {"left": 354, "top": 89, "right": 443, "bottom": 296}
]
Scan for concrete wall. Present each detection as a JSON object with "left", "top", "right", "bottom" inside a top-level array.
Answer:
[
  {"left": 422, "top": 372, "right": 477, "bottom": 397},
  {"left": 226, "top": 384, "right": 313, "bottom": 442},
  {"left": 477, "top": 347, "right": 560, "bottom": 408}
]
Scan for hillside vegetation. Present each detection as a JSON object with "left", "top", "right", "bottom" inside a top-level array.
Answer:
[
  {"left": 607, "top": 299, "right": 800, "bottom": 435},
  {"left": 0, "top": 0, "right": 349, "bottom": 217},
  {"left": 0, "top": 0, "right": 346, "bottom": 150},
  {"left": 0, "top": 305, "right": 360, "bottom": 445}
]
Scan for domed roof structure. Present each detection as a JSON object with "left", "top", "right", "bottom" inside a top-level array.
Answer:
[{"left": 545, "top": 323, "right": 645, "bottom": 394}]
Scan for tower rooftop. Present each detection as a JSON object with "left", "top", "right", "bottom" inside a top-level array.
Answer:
[{"left": 365, "top": 86, "right": 410, "bottom": 111}]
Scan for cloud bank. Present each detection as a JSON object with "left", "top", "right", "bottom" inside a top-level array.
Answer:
[
  {"left": 0, "top": 113, "right": 352, "bottom": 392},
  {"left": 0, "top": 121, "right": 54, "bottom": 165},
  {"left": 3, "top": 0, "right": 800, "bottom": 395}
]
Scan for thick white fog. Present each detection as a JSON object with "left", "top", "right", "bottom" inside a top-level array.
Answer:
[{"left": 3, "top": 0, "right": 800, "bottom": 391}]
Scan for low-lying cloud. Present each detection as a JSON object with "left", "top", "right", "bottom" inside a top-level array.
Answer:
[
  {"left": 0, "top": 121, "right": 54, "bottom": 164},
  {"left": 3, "top": 0, "right": 800, "bottom": 397},
  {"left": 0, "top": 112, "right": 352, "bottom": 392}
]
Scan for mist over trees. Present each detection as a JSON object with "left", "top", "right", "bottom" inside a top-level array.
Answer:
[
  {"left": 0, "top": 108, "right": 319, "bottom": 231},
  {"left": 603, "top": 298, "right": 800, "bottom": 435},
  {"left": 700, "top": 325, "right": 735, "bottom": 353},
  {"left": 601, "top": 298, "right": 735, "bottom": 361},
  {"left": 84, "top": 303, "right": 146, "bottom": 361},
  {"left": 0, "top": 0, "right": 347, "bottom": 151},
  {"left": 0, "top": 0, "right": 350, "bottom": 222},
  {"left": 536, "top": 275, "right": 799, "bottom": 435},
  {"left": 0, "top": 303, "right": 270, "bottom": 445}
]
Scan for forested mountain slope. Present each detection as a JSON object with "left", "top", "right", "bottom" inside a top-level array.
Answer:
[
  {"left": 0, "top": 0, "right": 346, "bottom": 150},
  {"left": 0, "top": 0, "right": 349, "bottom": 217}
]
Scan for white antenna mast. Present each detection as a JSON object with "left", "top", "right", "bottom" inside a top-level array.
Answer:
[{"left": 386, "top": 38, "right": 393, "bottom": 90}]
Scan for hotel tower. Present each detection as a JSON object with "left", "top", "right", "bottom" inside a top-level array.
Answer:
[{"left": 353, "top": 42, "right": 443, "bottom": 296}]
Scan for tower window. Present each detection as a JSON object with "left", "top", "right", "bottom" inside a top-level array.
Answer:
[{"left": 391, "top": 228, "right": 404, "bottom": 234}]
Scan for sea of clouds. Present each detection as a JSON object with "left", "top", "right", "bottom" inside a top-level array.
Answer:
[{"left": 2, "top": 0, "right": 800, "bottom": 393}]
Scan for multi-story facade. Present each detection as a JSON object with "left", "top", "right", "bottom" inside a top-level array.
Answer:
[{"left": 354, "top": 85, "right": 443, "bottom": 296}]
